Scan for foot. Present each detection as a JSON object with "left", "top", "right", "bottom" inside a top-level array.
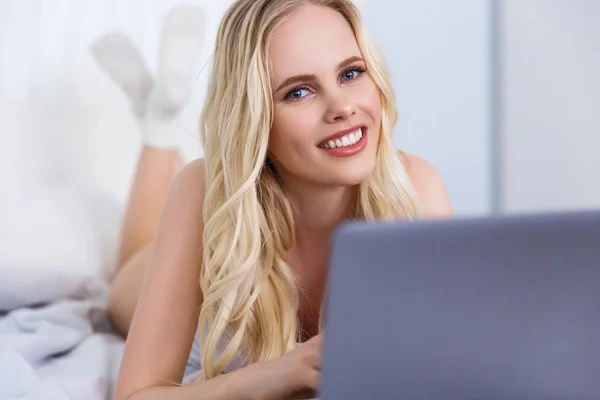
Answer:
[
  {"left": 142, "top": 6, "right": 207, "bottom": 150},
  {"left": 91, "top": 33, "right": 154, "bottom": 119},
  {"left": 146, "top": 6, "right": 207, "bottom": 119}
]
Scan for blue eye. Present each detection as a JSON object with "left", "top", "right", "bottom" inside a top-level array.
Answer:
[
  {"left": 342, "top": 70, "right": 359, "bottom": 81},
  {"left": 285, "top": 87, "right": 310, "bottom": 100},
  {"left": 341, "top": 67, "right": 365, "bottom": 82}
]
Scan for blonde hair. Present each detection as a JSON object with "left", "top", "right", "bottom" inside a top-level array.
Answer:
[{"left": 197, "top": 0, "right": 419, "bottom": 380}]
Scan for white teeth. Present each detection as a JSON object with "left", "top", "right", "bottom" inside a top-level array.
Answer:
[{"left": 320, "top": 128, "right": 364, "bottom": 149}]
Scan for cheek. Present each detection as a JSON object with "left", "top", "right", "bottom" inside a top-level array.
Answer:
[
  {"left": 269, "top": 107, "right": 314, "bottom": 159},
  {"left": 364, "top": 82, "right": 382, "bottom": 121}
]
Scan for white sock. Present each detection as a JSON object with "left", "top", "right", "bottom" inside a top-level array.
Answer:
[
  {"left": 140, "top": 6, "right": 206, "bottom": 149},
  {"left": 139, "top": 111, "right": 183, "bottom": 149},
  {"left": 146, "top": 6, "right": 206, "bottom": 119},
  {"left": 91, "top": 33, "right": 153, "bottom": 119}
]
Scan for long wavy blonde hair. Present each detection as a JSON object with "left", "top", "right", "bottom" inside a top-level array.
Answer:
[{"left": 197, "top": 0, "right": 419, "bottom": 380}]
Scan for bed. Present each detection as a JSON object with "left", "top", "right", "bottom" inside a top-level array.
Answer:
[{"left": 0, "top": 187, "right": 125, "bottom": 399}]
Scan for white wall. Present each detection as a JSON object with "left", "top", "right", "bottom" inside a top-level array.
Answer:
[
  {"left": 0, "top": 0, "right": 231, "bottom": 204},
  {"left": 3, "top": 0, "right": 598, "bottom": 217},
  {"left": 500, "top": 0, "right": 600, "bottom": 213},
  {"left": 365, "top": 0, "right": 494, "bottom": 216},
  {"left": 0, "top": 0, "right": 494, "bottom": 216}
]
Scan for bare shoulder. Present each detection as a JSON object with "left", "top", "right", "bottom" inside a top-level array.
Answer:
[
  {"left": 155, "top": 157, "right": 207, "bottom": 242},
  {"left": 165, "top": 158, "right": 207, "bottom": 213},
  {"left": 400, "top": 152, "right": 453, "bottom": 219},
  {"left": 173, "top": 158, "right": 206, "bottom": 194}
]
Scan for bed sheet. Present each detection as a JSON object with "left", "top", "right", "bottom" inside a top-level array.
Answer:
[{"left": 0, "top": 279, "right": 124, "bottom": 400}]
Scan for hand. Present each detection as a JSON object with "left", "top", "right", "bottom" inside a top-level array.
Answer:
[{"left": 234, "top": 333, "right": 323, "bottom": 400}]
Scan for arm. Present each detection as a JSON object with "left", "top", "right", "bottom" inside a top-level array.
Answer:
[
  {"left": 113, "top": 159, "right": 233, "bottom": 400},
  {"left": 123, "top": 374, "right": 242, "bottom": 400},
  {"left": 402, "top": 153, "right": 453, "bottom": 219},
  {"left": 123, "top": 372, "right": 250, "bottom": 400},
  {"left": 114, "top": 159, "right": 325, "bottom": 400}
]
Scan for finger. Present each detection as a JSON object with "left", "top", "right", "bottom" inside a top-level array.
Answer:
[
  {"left": 306, "top": 332, "right": 324, "bottom": 347},
  {"left": 311, "top": 345, "right": 323, "bottom": 371},
  {"left": 303, "top": 366, "right": 321, "bottom": 390},
  {"left": 299, "top": 341, "right": 322, "bottom": 370}
]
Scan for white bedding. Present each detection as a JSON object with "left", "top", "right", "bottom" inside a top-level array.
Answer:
[
  {"left": 0, "top": 188, "right": 125, "bottom": 399},
  {"left": 0, "top": 289, "right": 124, "bottom": 400}
]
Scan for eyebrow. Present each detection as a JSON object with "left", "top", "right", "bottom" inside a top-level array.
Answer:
[{"left": 274, "top": 55, "right": 364, "bottom": 93}]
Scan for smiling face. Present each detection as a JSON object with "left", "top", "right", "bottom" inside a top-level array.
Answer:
[{"left": 267, "top": 3, "right": 382, "bottom": 189}]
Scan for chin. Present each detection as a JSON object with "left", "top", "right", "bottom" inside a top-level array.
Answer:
[{"left": 329, "top": 160, "right": 376, "bottom": 187}]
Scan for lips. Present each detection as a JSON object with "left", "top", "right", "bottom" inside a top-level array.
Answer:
[
  {"left": 316, "top": 125, "right": 367, "bottom": 148},
  {"left": 318, "top": 128, "right": 363, "bottom": 149},
  {"left": 317, "top": 127, "right": 368, "bottom": 158}
]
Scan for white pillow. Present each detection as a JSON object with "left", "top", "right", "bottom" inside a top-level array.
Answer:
[{"left": 0, "top": 187, "right": 122, "bottom": 311}]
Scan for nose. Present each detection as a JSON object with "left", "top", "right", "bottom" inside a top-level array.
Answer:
[{"left": 324, "top": 90, "right": 356, "bottom": 123}]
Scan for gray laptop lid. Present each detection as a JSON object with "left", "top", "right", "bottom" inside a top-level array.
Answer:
[{"left": 320, "top": 210, "right": 600, "bottom": 400}]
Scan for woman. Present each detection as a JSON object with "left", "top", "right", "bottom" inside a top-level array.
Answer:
[{"left": 111, "top": 0, "right": 452, "bottom": 399}]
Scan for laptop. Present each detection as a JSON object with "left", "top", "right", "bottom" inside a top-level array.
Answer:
[{"left": 320, "top": 210, "right": 600, "bottom": 400}]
